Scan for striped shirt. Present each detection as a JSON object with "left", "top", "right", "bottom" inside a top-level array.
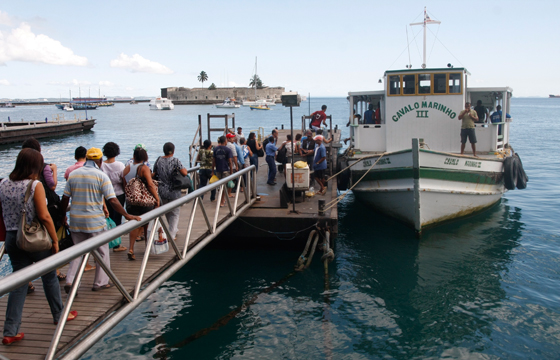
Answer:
[{"left": 64, "top": 160, "right": 116, "bottom": 233}]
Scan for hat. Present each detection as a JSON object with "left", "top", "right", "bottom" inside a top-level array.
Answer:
[
  {"left": 134, "top": 143, "right": 147, "bottom": 151},
  {"left": 313, "top": 135, "right": 324, "bottom": 141},
  {"left": 226, "top": 133, "right": 236, "bottom": 139},
  {"left": 86, "top": 147, "right": 103, "bottom": 160}
]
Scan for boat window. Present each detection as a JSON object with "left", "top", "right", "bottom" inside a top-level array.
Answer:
[
  {"left": 448, "top": 73, "right": 462, "bottom": 94},
  {"left": 403, "top": 74, "right": 415, "bottom": 95},
  {"left": 388, "top": 75, "right": 401, "bottom": 95},
  {"left": 216, "top": 96, "right": 219, "bottom": 99},
  {"left": 434, "top": 74, "right": 447, "bottom": 94},
  {"left": 418, "top": 74, "right": 431, "bottom": 94}
]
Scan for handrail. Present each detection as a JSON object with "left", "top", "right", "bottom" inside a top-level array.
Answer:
[
  {"left": 0, "top": 164, "right": 256, "bottom": 360},
  {"left": 0, "top": 165, "right": 252, "bottom": 296}
]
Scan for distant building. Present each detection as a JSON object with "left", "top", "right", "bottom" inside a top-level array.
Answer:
[{"left": 162, "top": 86, "right": 285, "bottom": 104}]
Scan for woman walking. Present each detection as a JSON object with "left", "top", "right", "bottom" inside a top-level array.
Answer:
[
  {"left": 246, "top": 132, "right": 262, "bottom": 172},
  {"left": 195, "top": 140, "right": 216, "bottom": 201},
  {"left": 0, "top": 149, "right": 77, "bottom": 345},
  {"left": 153, "top": 142, "right": 188, "bottom": 241},
  {"left": 123, "top": 148, "right": 159, "bottom": 260},
  {"left": 101, "top": 142, "right": 127, "bottom": 252}
]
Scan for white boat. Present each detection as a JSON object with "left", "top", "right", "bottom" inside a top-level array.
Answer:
[
  {"left": 337, "top": 8, "right": 527, "bottom": 235},
  {"left": 149, "top": 97, "right": 174, "bottom": 110},
  {"left": 63, "top": 104, "right": 74, "bottom": 112},
  {"left": 242, "top": 99, "right": 276, "bottom": 107},
  {"left": 216, "top": 98, "right": 240, "bottom": 108}
]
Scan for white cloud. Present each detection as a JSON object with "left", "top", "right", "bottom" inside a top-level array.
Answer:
[
  {"left": 99, "top": 80, "right": 114, "bottom": 87},
  {"left": 0, "top": 79, "right": 10, "bottom": 86},
  {"left": 0, "top": 11, "right": 15, "bottom": 26},
  {"left": 0, "top": 23, "right": 89, "bottom": 66},
  {"left": 110, "top": 53, "right": 173, "bottom": 74}
]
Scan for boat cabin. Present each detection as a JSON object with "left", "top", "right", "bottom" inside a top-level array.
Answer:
[{"left": 349, "top": 68, "right": 512, "bottom": 154}]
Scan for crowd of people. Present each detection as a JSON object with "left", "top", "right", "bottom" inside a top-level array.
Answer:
[{"left": 0, "top": 109, "right": 334, "bottom": 345}]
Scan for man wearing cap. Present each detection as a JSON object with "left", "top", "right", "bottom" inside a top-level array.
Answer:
[
  {"left": 313, "top": 135, "right": 327, "bottom": 195},
  {"left": 61, "top": 148, "right": 141, "bottom": 292}
]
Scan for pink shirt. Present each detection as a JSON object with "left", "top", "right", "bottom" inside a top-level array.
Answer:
[{"left": 64, "top": 161, "right": 85, "bottom": 180}]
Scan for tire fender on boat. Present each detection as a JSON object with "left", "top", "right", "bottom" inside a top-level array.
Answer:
[
  {"left": 515, "top": 154, "right": 529, "bottom": 190},
  {"left": 503, "top": 156, "right": 518, "bottom": 190}
]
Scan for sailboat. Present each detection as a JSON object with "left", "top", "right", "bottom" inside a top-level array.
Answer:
[{"left": 242, "top": 57, "right": 275, "bottom": 107}]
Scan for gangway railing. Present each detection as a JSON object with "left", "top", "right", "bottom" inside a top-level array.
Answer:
[{"left": 0, "top": 165, "right": 257, "bottom": 360}]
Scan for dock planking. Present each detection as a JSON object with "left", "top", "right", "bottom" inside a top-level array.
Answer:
[{"left": 0, "top": 193, "right": 245, "bottom": 360}]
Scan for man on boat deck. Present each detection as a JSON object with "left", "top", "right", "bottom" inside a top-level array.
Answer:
[
  {"left": 458, "top": 102, "right": 479, "bottom": 157},
  {"left": 364, "top": 104, "right": 375, "bottom": 124},
  {"left": 310, "top": 105, "right": 328, "bottom": 131}
]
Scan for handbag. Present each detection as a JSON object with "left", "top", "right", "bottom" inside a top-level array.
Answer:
[
  {"left": 0, "top": 197, "right": 5, "bottom": 243},
  {"left": 106, "top": 218, "right": 122, "bottom": 248},
  {"left": 16, "top": 181, "right": 52, "bottom": 252},
  {"left": 57, "top": 225, "right": 73, "bottom": 252},
  {"left": 172, "top": 159, "right": 192, "bottom": 191},
  {"left": 150, "top": 227, "right": 169, "bottom": 255},
  {"left": 125, "top": 165, "right": 158, "bottom": 207}
]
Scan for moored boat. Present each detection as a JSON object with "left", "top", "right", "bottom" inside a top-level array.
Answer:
[
  {"left": 149, "top": 97, "right": 174, "bottom": 110},
  {"left": 337, "top": 9, "right": 527, "bottom": 235},
  {"left": 0, "top": 102, "right": 15, "bottom": 108},
  {"left": 216, "top": 98, "right": 240, "bottom": 108},
  {"left": 250, "top": 105, "right": 270, "bottom": 110}
]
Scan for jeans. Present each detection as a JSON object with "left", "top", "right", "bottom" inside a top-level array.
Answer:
[
  {"left": 3, "top": 231, "right": 63, "bottom": 336},
  {"left": 66, "top": 230, "right": 111, "bottom": 288},
  {"left": 198, "top": 169, "right": 216, "bottom": 201},
  {"left": 161, "top": 198, "right": 180, "bottom": 239},
  {"left": 266, "top": 155, "right": 276, "bottom": 184},
  {"left": 249, "top": 154, "right": 259, "bottom": 172}
]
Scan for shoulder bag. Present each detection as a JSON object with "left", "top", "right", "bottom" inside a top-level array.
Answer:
[
  {"left": 125, "top": 164, "right": 158, "bottom": 207},
  {"left": 172, "top": 158, "right": 192, "bottom": 191},
  {"left": 16, "top": 181, "right": 53, "bottom": 252}
]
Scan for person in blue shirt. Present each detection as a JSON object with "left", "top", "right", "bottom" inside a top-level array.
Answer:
[
  {"left": 265, "top": 136, "right": 278, "bottom": 185},
  {"left": 313, "top": 135, "right": 328, "bottom": 195},
  {"left": 364, "top": 104, "right": 375, "bottom": 124},
  {"left": 490, "top": 105, "right": 511, "bottom": 136}
]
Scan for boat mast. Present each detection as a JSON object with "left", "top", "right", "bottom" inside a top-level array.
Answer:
[
  {"left": 254, "top": 57, "right": 257, "bottom": 100},
  {"left": 410, "top": 7, "right": 440, "bottom": 69}
]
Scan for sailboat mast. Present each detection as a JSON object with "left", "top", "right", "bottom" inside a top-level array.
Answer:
[
  {"left": 254, "top": 57, "right": 257, "bottom": 100},
  {"left": 410, "top": 7, "right": 440, "bottom": 69}
]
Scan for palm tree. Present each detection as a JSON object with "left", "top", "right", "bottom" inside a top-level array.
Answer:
[
  {"left": 249, "top": 75, "right": 264, "bottom": 89},
  {"left": 197, "top": 71, "right": 208, "bottom": 89}
]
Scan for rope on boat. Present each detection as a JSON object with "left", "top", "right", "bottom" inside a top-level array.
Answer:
[{"left": 322, "top": 153, "right": 388, "bottom": 212}]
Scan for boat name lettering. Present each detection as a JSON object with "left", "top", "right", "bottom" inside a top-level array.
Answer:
[
  {"left": 363, "top": 160, "right": 372, "bottom": 167},
  {"left": 363, "top": 157, "right": 391, "bottom": 167},
  {"left": 464, "top": 160, "right": 481, "bottom": 168},
  {"left": 444, "top": 158, "right": 459, "bottom": 165},
  {"left": 392, "top": 102, "right": 456, "bottom": 122}
]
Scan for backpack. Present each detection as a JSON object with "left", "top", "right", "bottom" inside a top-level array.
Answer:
[
  {"left": 40, "top": 164, "right": 62, "bottom": 228},
  {"left": 262, "top": 137, "right": 270, "bottom": 155}
]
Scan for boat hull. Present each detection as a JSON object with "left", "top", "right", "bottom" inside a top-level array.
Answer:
[{"left": 349, "top": 145, "right": 505, "bottom": 233}]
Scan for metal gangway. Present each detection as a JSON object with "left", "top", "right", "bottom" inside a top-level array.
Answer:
[{"left": 0, "top": 165, "right": 256, "bottom": 360}]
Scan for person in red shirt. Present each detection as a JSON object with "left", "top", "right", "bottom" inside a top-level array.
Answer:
[{"left": 310, "top": 105, "right": 328, "bottom": 131}]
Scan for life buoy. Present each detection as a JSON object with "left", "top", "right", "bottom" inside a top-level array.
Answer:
[
  {"left": 503, "top": 156, "right": 518, "bottom": 190},
  {"left": 515, "top": 154, "right": 528, "bottom": 190},
  {"left": 336, "top": 157, "right": 350, "bottom": 191}
]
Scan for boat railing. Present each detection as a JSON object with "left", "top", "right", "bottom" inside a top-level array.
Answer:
[{"left": 0, "top": 165, "right": 257, "bottom": 360}]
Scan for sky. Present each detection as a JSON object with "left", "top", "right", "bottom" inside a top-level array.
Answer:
[{"left": 0, "top": 0, "right": 559, "bottom": 99}]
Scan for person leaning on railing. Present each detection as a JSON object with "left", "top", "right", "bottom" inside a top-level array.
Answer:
[{"left": 0, "top": 148, "right": 78, "bottom": 346}]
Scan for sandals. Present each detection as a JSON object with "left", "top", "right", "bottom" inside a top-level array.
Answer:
[
  {"left": 27, "top": 283, "right": 34, "bottom": 295},
  {"left": 54, "top": 310, "right": 78, "bottom": 325},
  {"left": 127, "top": 251, "right": 135, "bottom": 261},
  {"left": 57, "top": 271, "right": 67, "bottom": 281},
  {"left": 135, "top": 235, "right": 145, "bottom": 242},
  {"left": 112, "top": 245, "right": 127, "bottom": 252},
  {"left": 92, "top": 284, "right": 112, "bottom": 291},
  {"left": 2, "top": 333, "right": 24, "bottom": 345}
]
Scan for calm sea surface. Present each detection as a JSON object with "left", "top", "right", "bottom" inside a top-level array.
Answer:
[{"left": 0, "top": 98, "right": 559, "bottom": 359}]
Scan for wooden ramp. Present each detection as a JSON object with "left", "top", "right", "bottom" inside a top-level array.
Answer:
[{"left": 0, "top": 192, "right": 247, "bottom": 360}]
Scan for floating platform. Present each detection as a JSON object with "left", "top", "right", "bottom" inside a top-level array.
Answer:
[{"left": 0, "top": 119, "right": 95, "bottom": 145}]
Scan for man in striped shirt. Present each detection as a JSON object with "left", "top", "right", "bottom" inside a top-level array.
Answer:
[{"left": 60, "top": 148, "right": 140, "bottom": 292}]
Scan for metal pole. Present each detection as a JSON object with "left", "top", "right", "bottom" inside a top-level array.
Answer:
[{"left": 290, "top": 106, "right": 296, "bottom": 213}]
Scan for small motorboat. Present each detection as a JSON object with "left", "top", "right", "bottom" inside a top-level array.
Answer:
[
  {"left": 216, "top": 98, "right": 240, "bottom": 108},
  {"left": 63, "top": 104, "right": 74, "bottom": 112},
  {"left": 149, "top": 97, "right": 174, "bottom": 110},
  {"left": 250, "top": 105, "right": 270, "bottom": 111}
]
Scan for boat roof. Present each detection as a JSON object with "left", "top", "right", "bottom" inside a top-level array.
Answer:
[
  {"left": 467, "top": 86, "right": 513, "bottom": 93},
  {"left": 385, "top": 67, "right": 470, "bottom": 76},
  {"left": 348, "top": 90, "right": 385, "bottom": 96}
]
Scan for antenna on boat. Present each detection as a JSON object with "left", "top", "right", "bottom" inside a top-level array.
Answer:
[
  {"left": 410, "top": 7, "right": 440, "bottom": 69},
  {"left": 406, "top": 25, "right": 412, "bottom": 68}
]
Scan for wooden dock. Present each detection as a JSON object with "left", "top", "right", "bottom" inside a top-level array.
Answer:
[
  {"left": 0, "top": 194, "right": 244, "bottom": 360},
  {"left": 0, "top": 120, "right": 95, "bottom": 145}
]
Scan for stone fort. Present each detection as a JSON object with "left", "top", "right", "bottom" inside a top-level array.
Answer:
[{"left": 161, "top": 87, "right": 285, "bottom": 104}]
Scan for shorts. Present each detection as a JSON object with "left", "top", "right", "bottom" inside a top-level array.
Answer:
[
  {"left": 216, "top": 171, "right": 230, "bottom": 179},
  {"left": 460, "top": 128, "right": 477, "bottom": 144},
  {"left": 126, "top": 204, "right": 154, "bottom": 216},
  {"left": 314, "top": 169, "right": 325, "bottom": 180}
]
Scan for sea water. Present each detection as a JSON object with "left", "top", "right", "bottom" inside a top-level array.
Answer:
[{"left": 0, "top": 98, "right": 559, "bottom": 359}]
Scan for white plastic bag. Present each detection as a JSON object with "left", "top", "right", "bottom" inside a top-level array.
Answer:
[{"left": 150, "top": 227, "right": 169, "bottom": 255}]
